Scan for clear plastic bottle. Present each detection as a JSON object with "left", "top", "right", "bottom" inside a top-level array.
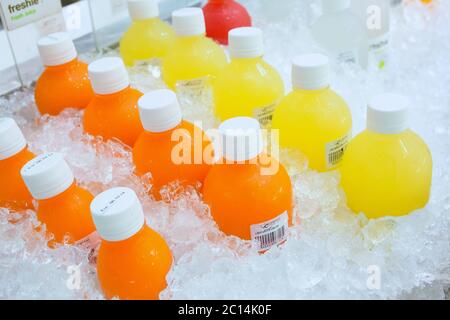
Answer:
[
  {"left": 21, "top": 153, "right": 96, "bottom": 247},
  {"left": 0, "top": 118, "right": 35, "bottom": 212},
  {"left": 213, "top": 27, "right": 284, "bottom": 127},
  {"left": 120, "top": 0, "right": 175, "bottom": 66},
  {"left": 133, "top": 89, "right": 212, "bottom": 199},
  {"left": 203, "top": 117, "right": 293, "bottom": 251},
  {"left": 311, "top": 0, "right": 367, "bottom": 66},
  {"left": 272, "top": 54, "right": 352, "bottom": 172},
  {"left": 92, "top": 187, "right": 173, "bottom": 300},
  {"left": 340, "top": 93, "right": 432, "bottom": 218},
  {"left": 35, "top": 32, "right": 94, "bottom": 115},
  {"left": 351, "top": 0, "right": 391, "bottom": 69},
  {"left": 162, "top": 7, "right": 228, "bottom": 90},
  {"left": 83, "top": 57, "right": 143, "bottom": 147}
]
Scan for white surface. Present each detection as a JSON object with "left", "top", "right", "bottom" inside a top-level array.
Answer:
[
  {"left": 218, "top": 117, "right": 264, "bottom": 162},
  {"left": 367, "top": 93, "right": 409, "bottom": 134},
  {"left": 88, "top": 57, "right": 130, "bottom": 95},
  {"left": 21, "top": 153, "right": 75, "bottom": 200},
  {"left": 229, "top": 27, "right": 264, "bottom": 59},
  {"left": 127, "top": 0, "right": 159, "bottom": 20},
  {"left": 91, "top": 187, "right": 145, "bottom": 242},
  {"left": 0, "top": 117, "right": 26, "bottom": 160},
  {"left": 292, "top": 53, "right": 330, "bottom": 90},
  {"left": 138, "top": 89, "right": 183, "bottom": 133},
  {"left": 172, "top": 7, "right": 205, "bottom": 36},
  {"left": 37, "top": 32, "right": 77, "bottom": 67}
]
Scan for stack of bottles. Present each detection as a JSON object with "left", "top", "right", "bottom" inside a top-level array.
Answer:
[{"left": 0, "top": 0, "right": 433, "bottom": 300}]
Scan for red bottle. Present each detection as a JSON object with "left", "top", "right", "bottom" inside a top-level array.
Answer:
[{"left": 203, "top": 0, "right": 252, "bottom": 45}]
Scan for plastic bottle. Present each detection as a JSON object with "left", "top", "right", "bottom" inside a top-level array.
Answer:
[
  {"left": 203, "top": 117, "right": 293, "bottom": 251},
  {"left": 0, "top": 118, "right": 35, "bottom": 211},
  {"left": 21, "top": 153, "right": 96, "bottom": 247},
  {"left": 340, "top": 93, "right": 432, "bottom": 219},
  {"left": 202, "top": 0, "right": 252, "bottom": 45},
  {"left": 351, "top": 0, "right": 391, "bottom": 69},
  {"left": 91, "top": 187, "right": 172, "bottom": 300},
  {"left": 133, "top": 89, "right": 212, "bottom": 199},
  {"left": 35, "top": 32, "right": 94, "bottom": 116},
  {"left": 272, "top": 54, "right": 352, "bottom": 172},
  {"left": 120, "top": 0, "right": 175, "bottom": 66},
  {"left": 162, "top": 7, "right": 228, "bottom": 90},
  {"left": 83, "top": 57, "right": 143, "bottom": 147},
  {"left": 213, "top": 27, "right": 284, "bottom": 128},
  {"left": 311, "top": 0, "right": 367, "bottom": 66}
]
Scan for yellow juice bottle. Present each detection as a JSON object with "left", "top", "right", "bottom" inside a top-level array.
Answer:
[
  {"left": 162, "top": 7, "right": 228, "bottom": 90},
  {"left": 340, "top": 93, "right": 432, "bottom": 219},
  {"left": 120, "top": 0, "right": 175, "bottom": 67},
  {"left": 272, "top": 54, "right": 352, "bottom": 172},
  {"left": 214, "top": 27, "right": 284, "bottom": 127}
]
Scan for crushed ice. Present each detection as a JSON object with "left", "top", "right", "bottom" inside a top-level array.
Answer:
[{"left": 0, "top": 0, "right": 449, "bottom": 299}]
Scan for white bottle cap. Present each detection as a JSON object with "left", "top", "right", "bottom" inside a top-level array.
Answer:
[
  {"left": 88, "top": 57, "right": 130, "bottom": 95},
  {"left": 292, "top": 53, "right": 330, "bottom": 90},
  {"left": 37, "top": 32, "right": 77, "bottom": 67},
  {"left": 229, "top": 27, "right": 264, "bottom": 59},
  {"left": 219, "top": 117, "right": 264, "bottom": 162},
  {"left": 138, "top": 89, "right": 182, "bottom": 133},
  {"left": 172, "top": 7, "right": 206, "bottom": 36},
  {"left": 367, "top": 93, "right": 409, "bottom": 134},
  {"left": 21, "top": 153, "right": 75, "bottom": 200},
  {"left": 90, "top": 187, "right": 145, "bottom": 242},
  {"left": 127, "top": 0, "right": 159, "bottom": 21},
  {"left": 0, "top": 118, "right": 27, "bottom": 161},
  {"left": 322, "top": 0, "right": 351, "bottom": 13}
]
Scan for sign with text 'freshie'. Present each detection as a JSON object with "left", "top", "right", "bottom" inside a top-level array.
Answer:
[{"left": 0, "top": 0, "right": 62, "bottom": 31}]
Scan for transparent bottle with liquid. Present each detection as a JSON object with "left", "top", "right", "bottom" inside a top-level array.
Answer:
[
  {"left": 340, "top": 93, "right": 432, "bottom": 219},
  {"left": 272, "top": 54, "right": 352, "bottom": 172},
  {"left": 120, "top": 0, "right": 175, "bottom": 66},
  {"left": 162, "top": 7, "right": 228, "bottom": 90},
  {"left": 92, "top": 187, "right": 173, "bottom": 300},
  {"left": 213, "top": 27, "right": 284, "bottom": 127},
  {"left": 311, "top": 0, "right": 367, "bottom": 66},
  {"left": 351, "top": 0, "right": 391, "bottom": 69}
]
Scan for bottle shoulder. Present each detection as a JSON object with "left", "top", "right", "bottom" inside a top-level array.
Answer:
[{"left": 278, "top": 88, "right": 350, "bottom": 112}]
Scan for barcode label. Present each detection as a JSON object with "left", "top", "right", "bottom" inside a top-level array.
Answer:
[
  {"left": 325, "top": 131, "right": 352, "bottom": 169},
  {"left": 253, "top": 102, "right": 277, "bottom": 128},
  {"left": 250, "top": 212, "right": 288, "bottom": 251}
]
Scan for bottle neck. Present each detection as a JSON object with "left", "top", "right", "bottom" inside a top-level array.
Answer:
[
  {"left": 101, "top": 224, "right": 147, "bottom": 247},
  {"left": 231, "top": 56, "right": 263, "bottom": 64},
  {"left": 132, "top": 17, "right": 159, "bottom": 24},
  {"left": 45, "top": 58, "right": 78, "bottom": 71},
  {"left": 37, "top": 182, "right": 77, "bottom": 204},
  {"left": 95, "top": 85, "right": 131, "bottom": 99}
]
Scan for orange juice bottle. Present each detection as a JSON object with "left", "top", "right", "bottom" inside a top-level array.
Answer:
[
  {"left": 21, "top": 153, "right": 96, "bottom": 247},
  {"left": 203, "top": 117, "right": 293, "bottom": 251},
  {"left": 35, "top": 32, "right": 94, "bottom": 116},
  {"left": 0, "top": 118, "right": 35, "bottom": 211},
  {"left": 162, "top": 7, "right": 228, "bottom": 90},
  {"left": 83, "top": 57, "right": 144, "bottom": 147},
  {"left": 91, "top": 187, "right": 173, "bottom": 300},
  {"left": 133, "top": 89, "right": 212, "bottom": 199}
]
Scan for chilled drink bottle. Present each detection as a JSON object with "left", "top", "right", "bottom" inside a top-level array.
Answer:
[
  {"left": 272, "top": 54, "right": 352, "bottom": 172},
  {"left": 0, "top": 118, "right": 35, "bottom": 211},
  {"left": 92, "top": 187, "right": 173, "bottom": 300},
  {"left": 35, "top": 32, "right": 94, "bottom": 115},
  {"left": 120, "top": 0, "right": 175, "bottom": 66},
  {"left": 213, "top": 27, "right": 284, "bottom": 128},
  {"left": 340, "top": 93, "right": 432, "bottom": 218}
]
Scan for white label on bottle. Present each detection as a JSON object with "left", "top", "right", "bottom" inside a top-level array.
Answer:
[
  {"left": 250, "top": 212, "right": 288, "bottom": 251},
  {"left": 0, "top": 0, "right": 63, "bottom": 31},
  {"left": 76, "top": 231, "right": 101, "bottom": 250},
  {"left": 369, "top": 33, "right": 390, "bottom": 68},
  {"left": 337, "top": 50, "right": 358, "bottom": 64},
  {"left": 253, "top": 102, "right": 277, "bottom": 128},
  {"left": 325, "top": 131, "right": 352, "bottom": 169},
  {"left": 176, "top": 77, "right": 209, "bottom": 92}
]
